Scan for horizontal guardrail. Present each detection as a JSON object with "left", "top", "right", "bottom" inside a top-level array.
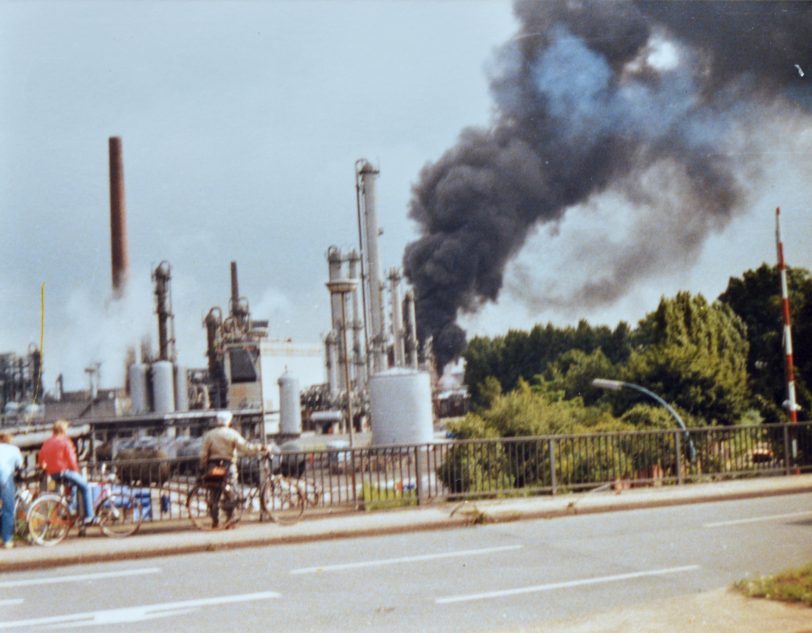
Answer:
[{"left": 16, "top": 422, "right": 812, "bottom": 526}]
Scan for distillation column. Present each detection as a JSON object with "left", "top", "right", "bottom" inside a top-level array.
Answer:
[
  {"left": 388, "top": 269, "right": 405, "bottom": 367},
  {"left": 356, "top": 160, "right": 387, "bottom": 375}
]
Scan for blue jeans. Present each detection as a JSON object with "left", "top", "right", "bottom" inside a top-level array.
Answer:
[
  {"left": 55, "top": 471, "right": 94, "bottom": 523},
  {"left": 0, "top": 479, "right": 14, "bottom": 544}
]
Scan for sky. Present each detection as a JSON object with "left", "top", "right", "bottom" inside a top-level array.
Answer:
[{"left": 1, "top": 0, "right": 811, "bottom": 392}]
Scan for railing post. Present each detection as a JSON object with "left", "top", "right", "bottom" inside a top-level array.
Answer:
[
  {"left": 675, "top": 431, "right": 683, "bottom": 485},
  {"left": 415, "top": 444, "right": 426, "bottom": 506},
  {"left": 783, "top": 424, "right": 792, "bottom": 476},
  {"left": 548, "top": 438, "right": 557, "bottom": 496}
]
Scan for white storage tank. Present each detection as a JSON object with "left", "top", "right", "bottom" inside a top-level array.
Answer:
[
  {"left": 174, "top": 366, "right": 189, "bottom": 412},
  {"left": 128, "top": 363, "right": 149, "bottom": 414},
  {"left": 152, "top": 361, "right": 175, "bottom": 414},
  {"left": 278, "top": 371, "right": 302, "bottom": 435},
  {"left": 369, "top": 368, "right": 433, "bottom": 446}
]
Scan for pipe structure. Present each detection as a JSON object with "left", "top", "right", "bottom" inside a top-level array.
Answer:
[
  {"left": 153, "top": 261, "right": 176, "bottom": 362},
  {"left": 592, "top": 378, "right": 696, "bottom": 462},
  {"left": 230, "top": 261, "right": 240, "bottom": 311},
  {"left": 204, "top": 307, "right": 226, "bottom": 408},
  {"left": 354, "top": 161, "right": 371, "bottom": 377},
  {"left": 325, "top": 331, "right": 339, "bottom": 397},
  {"left": 775, "top": 208, "right": 800, "bottom": 423},
  {"left": 348, "top": 249, "right": 366, "bottom": 385},
  {"left": 325, "top": 278, "right": 358, "bottom": 508},
  {"left": 356, "top": 160, "right": 387, "bottom": 374},
  {"left": 327, "top": 247, "right": 349, "bottom": 391},
  {"left": 388, "top": 268, "right": 405, "bottom": 367},
  {"left": 404, "top": 289, "right": 418, "bottom": 368},
  {"left": 108, "top": 136, "right": 129, "bottom": 297},
  {"left": 229, "top": 261, "right": 249, "bottom": 329},
  {"left": 327, "top": 247, "right": 344, "bottom": 338}
]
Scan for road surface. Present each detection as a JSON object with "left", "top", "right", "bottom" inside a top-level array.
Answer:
[{"left": 1, "top": 493, "right": 810, "bottom": 632}]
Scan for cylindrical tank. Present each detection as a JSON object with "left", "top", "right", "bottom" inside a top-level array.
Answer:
[
  {"left": 369, "top": 368, "right": 433, "bottom": 446},
  {"left": 152, "top": 361, "right": 175, "bottom": 414},
  {"left": 128, "top": 363, "right": 149, "bottom": 414},
  {"left": 278, "top": 371, "right": 302, "bottom": 435},
  {"left": 174, "top": 366, "right": 189, "bottom": 412}
]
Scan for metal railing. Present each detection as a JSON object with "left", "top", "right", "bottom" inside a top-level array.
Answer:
[{"left": 17, "top": 421, "right": 812, "bottom": 526}]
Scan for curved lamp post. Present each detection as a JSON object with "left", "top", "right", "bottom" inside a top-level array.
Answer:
[{"left": 592, "top": 378, "right": 697, "bottom": 463}]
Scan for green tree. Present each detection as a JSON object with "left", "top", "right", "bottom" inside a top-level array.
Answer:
[
  {"left": 538, "top": 348, "right": 617, "bottom": 405},
  {"left": 718, "top": 264, "right": 812, "bottom": 420},
  {"left": 463, "top": 320, "right": 632, "bottom": 406},
  {"left": 624, "top": 292, "right": 750, "bottom": 425},
  {"left": 437, "top": 414, "right": 512, "bottom": 495}
]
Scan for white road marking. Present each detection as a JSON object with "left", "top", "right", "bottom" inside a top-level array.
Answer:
[
  {"left": 291, "top": 544, "right": 523, "bottom": 575},
  {"left": 704, "top": 510, "right": 812, "bottom": 528},
  {"left": 0, "top": 567, "right": 161, "bottom": 589},
  {"left": 0, "top": 599, "right": 24, "bottom": 607},
  {"left": 0, "top": 590, "right": 280, "bottom": 629},
  {"left": 436, "top": 565, "right": 700, "bottom": 604}
]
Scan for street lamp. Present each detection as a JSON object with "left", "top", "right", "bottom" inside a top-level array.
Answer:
[
  {"left": 325, "top": 278, "right": 359, "bottom": 506},
  {"left": 592, "top": 378, "right": 697, "bottom": 463}
]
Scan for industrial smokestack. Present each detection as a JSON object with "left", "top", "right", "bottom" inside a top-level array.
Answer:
[
  {"left": 153, "top": 261, "right": 175, "bottom": 362},
  {"left": 388, "top": 268, "right": 405, "bottom": 367},
  {"left": 403, "top": 0, "right": 812, "bottom": 372},
  {"left": 108, "top": 136, "right": 129, "bottom": 298},
  {"left": 228, "top": 260, "right": 249, "bottom": 328},
  {"left": 357, "top": 160, "right": 387, "bottom": 374},
  {"left": 404, "top": 289, "right": 418, "bottom": 369},
  {"left": 347, "top": 250, "right": 366, "bottom": 385},
  {"left": 230, "top": 261, "right": 240, "bottom": 313}
]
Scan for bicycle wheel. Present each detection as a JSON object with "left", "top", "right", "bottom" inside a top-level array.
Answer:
[
  {"left": 261, "top": 478, "right": 304, "bottom": 525},
  {"left": 27, "top": 495, "right": 72, "bottom": 546},
  {"left": 187, "top": 482, "right": 242, "bottom": 530},
  {"left": 14, "top": 488, "right": 33, "bottom": 541},
  {"left": 97, "top": 492, "right": 143, "bottom": 538}
]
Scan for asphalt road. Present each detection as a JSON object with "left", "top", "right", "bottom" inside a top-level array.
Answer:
[{"left": 1, "top": 493, "right": 811, "bottom": 632}]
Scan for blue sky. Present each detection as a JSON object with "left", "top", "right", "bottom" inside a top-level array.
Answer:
[{"left": 1, "top": 0, "right": 810, "bottom": 390}]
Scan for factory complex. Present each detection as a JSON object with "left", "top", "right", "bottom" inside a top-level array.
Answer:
[{"left": 1, "top": 139, "right": 467, "bottom": 461}]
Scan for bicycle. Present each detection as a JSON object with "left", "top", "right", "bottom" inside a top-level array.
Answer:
[
  {"left": 0, "top": 469, "right": 38, "bottom": 544},
  {"left": 12, "top": 468, "right": 40, "bottom": 542},
  {"left": 186, "top": 453, "right": 306, "bottom": 531},
  {"left": 26, "top": 472, "right": 144, "bottom": 546}
]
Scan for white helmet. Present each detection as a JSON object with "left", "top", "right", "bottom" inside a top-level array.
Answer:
[{"left": 215, "top": 410, "right": 233, "bottom": 426}]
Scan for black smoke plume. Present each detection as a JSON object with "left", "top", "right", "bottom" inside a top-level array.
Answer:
[{"left": 403, "top": 0, "right": 812, "bottom": 372}]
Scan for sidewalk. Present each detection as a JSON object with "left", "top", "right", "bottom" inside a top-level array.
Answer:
[{"left": 3, "top": 474, "right": 811, "bottom": 573}]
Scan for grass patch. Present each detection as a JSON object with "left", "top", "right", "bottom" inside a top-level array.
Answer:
[
  {"left": 361, "top": 482, "right": 417, "bottom": 511},
  {"left": 734, "top": 562, "right": 812, "bottom": 607}
]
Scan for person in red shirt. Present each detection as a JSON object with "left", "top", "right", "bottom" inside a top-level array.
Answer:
[{"left": 38, "top": 419, "right": 94, "bottom": 528}]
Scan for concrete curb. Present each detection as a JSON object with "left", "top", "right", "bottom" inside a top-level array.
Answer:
[{"left": 2, "top": 475, "right": 810, "bottom": 573}]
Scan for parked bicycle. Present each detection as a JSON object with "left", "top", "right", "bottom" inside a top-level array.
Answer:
[
  {"left": 26, "top": 471, "right": 144, "bottom": 546},
  {"left": 12, "top": 468, "right": 40, "bottom": 541},
  {"left": 186, "top": 452, "right": 306, "bottom": 530}
]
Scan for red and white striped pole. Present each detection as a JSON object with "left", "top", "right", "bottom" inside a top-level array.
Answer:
[{"left": 775, "top": 207, "right": 799, "bottom": 423}]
